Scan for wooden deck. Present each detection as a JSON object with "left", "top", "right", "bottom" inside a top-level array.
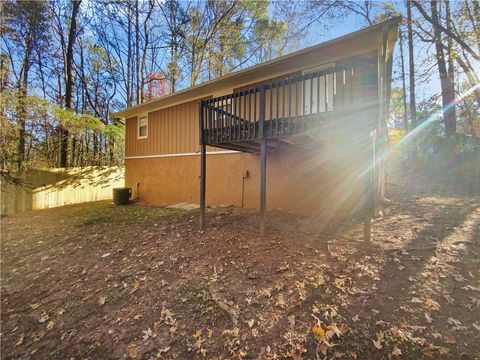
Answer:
[{"left": 198, "top": 62, "right": 381, "bottom": 236}]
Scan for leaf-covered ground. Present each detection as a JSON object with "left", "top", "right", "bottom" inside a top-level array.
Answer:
[{"left": 1, "top": 167, "right": 479, "bottom": 359}]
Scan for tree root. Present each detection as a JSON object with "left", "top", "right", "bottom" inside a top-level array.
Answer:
[{"left": 208, "top": 285, "right": 238, "bottom": 327}]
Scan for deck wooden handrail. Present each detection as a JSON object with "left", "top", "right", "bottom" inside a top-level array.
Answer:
[{"left": 199, "top": 62, "right": 376, "bottom": 147}]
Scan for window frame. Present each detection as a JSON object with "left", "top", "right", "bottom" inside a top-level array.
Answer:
[{"left": 137, "top": 114, "right": 148, "bottom": 139}]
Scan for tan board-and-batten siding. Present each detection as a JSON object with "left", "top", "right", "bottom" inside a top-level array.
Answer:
[
  {"left": 119, "top": 18, "right": 401, "bottom": 210},
  {"left": 125, "top": 100, "right": 224, "bottom": 158}
]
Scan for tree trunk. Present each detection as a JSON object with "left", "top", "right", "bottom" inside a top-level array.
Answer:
[
  {"left": 61, "top": 0, "right": 81, "bottom": 167},
  {"left": 406, "top": 0, "right": 418, "bottom": 160},
  {"left": 17, "top": 38, "right": 31, "bottom": 170},
  {"left": 127, "top": 1, "right": 132, "bottom": 107},
  {"left": 135, "top": 0, "right": 140, "bottom": 104},
  {"left": 399, "top": 28, "right": 409, "bottom": 133},
  {"left": 431, "top": 0, "right": 456, "bottom": 138}
]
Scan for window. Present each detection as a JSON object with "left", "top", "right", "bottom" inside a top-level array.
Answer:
[{"left": 137, "top": 115, "right": 148, "bottom": 139}]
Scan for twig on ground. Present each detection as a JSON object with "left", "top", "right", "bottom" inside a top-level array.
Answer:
[{"left": 208, "top": 285, "right": 238, "bottom": 326}]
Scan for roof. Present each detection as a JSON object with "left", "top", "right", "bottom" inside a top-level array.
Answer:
[{"left": 115, "top": 17, "right": 401, "bottom": 119}]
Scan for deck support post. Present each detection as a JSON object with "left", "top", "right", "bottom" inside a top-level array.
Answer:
[
  {"left": 259, "top": 85, "right": 267, "bottom": 237},
  {"left": 199, "top": 101, "right": 206, "bottom": 230},
  {"left": 364, "top": 129, "right": 376, "bottom": 242},
  {"left": 260, "top": 138, "right": 267, "bottom": 237}
]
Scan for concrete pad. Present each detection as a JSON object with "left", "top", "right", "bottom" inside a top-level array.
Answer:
[{"left": 166, "top": 202, "right": 200, "bottom": 210}]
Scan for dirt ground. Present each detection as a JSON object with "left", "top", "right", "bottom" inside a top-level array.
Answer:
[{"left": 1, "top": 164, "right": 479, "bottom": 359}]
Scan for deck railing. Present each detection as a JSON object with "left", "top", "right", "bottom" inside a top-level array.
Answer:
[{"left": 199, "top": 63, "right": 372, "bottom": 146}]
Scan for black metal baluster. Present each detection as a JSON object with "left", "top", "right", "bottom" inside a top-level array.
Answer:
[
  {"left": 275, "top": 82, "right": 279, "bottom": 136},
  {"left": 317, "top": 75, "right": 320, "bottom": 115},
  {"left": 269, "top": 85, "right": 273, "bottom": 137},
  {"left": 312, "top": 76, "right": 313, "bottom": 129},
  {"left": 282, "top": 79, "right": 286, "bottom": 134},
  {"left": 249, "top": 90, "right": 253, "bottom": 139},
  {"left": 223, "top": 96, "right": 226, "bottom": 142},
  {"left": 332, "top": 71, "right": 337, "bottom": 111},
  {"left": 288, "top": 77, "right": 292, "bottom": 134},
  {"left": 240, "top": 90, "right": 247, "bottom": 139},
  {"left": 325, "top": 75, "right": 328, "bottom": 113},
  {"left": 208, "top": 99, "right": 213, "bottom": 143},
  {"left": 234, "top": 92, "right": 238, "bottom": 140},
  {"left": 253, "top": 88, "right": 257, "bottom": 139}
]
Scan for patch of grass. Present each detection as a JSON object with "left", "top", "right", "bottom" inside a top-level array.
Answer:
[
  {"left": 71, "top": 203, "right": 189, "bottom": 228},
  {"left": 175, "top": 278, "right": 210, "bottom": 305},
  {"left": 49, "top": 346, "right": 61, "bottom": 357},
  {"left": 79, "top": 215, "right": 113, "bottom": 226}
]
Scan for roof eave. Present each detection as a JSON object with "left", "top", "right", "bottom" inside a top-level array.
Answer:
[{"left": 114, "top": 16, "right": 401, "bottom": 119}]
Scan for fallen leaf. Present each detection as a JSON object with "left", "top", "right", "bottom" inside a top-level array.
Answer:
[
  {"left": 372, "top": 338, "right": 382, "bottom": 350},
  {"left": 470, "top": 297, "right": 480, "bottom": 307},
  {"left": 142, "top": 327, "right": 156, "bottom": 341},
  {"left": 29, "top": 303, "right": 40, "bottom": 310},
  {"left": 157, "top": 346, "right": 170, "bottom": 355},
  {"left": 31, "top": 331, "right": 45, "bottom": 342},
  {"left": 312, "top": 324, "right": 325, "bottom": 342},
  {"left": 444, "top": 335, "right": 456, "bottom": 344},
  {"left": 391, "top": 347, "right": 402, "bottom": 357},
  {"left": 99, "top": 296, "right": 107, "bottom": 305},
  {"left": 444, "top": 294, "right": 455, "bottom": 304},
  {"left": 287, "top": 315, "right": 295, "bottom": 328},
  {"left": 15, "top": 334, "right": 24, "bottom": 346},
  {"left": 277, "top": 263, "right": 290, "bottom": 272},
  {"left": 161, "top": 307, "right": 176, "bottom": 325},
  {"left": 46, "top": 321, "right": 54, "bottom": 330},
  {"left": 372, "top": 331, "right": 384, "bottom": 350},
  {"left": 38, "top": 313, "right": 49, "bottom": 323},
  {"left": 424, "top": 313, "right": 433, "bottom": 323},
  {"left": 447, "top": 317, "right": 462, "bottom": 327},
  {"left": 127, "top": 342, "right": 139, "bottom": 358},
  {"left": 424, "top": 298, "right": 440, "bottom": 311}
]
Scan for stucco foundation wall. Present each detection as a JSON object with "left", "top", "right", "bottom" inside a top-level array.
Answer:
[{"left": 125, "top": 144, "right": 367, "bottom": 212}]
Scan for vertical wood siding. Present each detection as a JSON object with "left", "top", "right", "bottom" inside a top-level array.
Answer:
[
  {"left": 125, "top": 99, "right": 222, "bottom": 157},
  {"left": 125, "top": 53, "right": 378, "bottom": 158}
]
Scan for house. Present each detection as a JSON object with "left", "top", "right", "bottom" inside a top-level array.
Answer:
[{"left": 115, "top": 17, "right": 400, "bottom": 235}]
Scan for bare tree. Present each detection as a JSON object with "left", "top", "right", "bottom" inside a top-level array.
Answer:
[
  {"left": 61, "top": 0, "right": 81, "bottom": 167},
  {"left": 406, "top": 0, "right": 418, "bottom": 159},
  {"left": 2, "top": 0, "right": 50, "bottom": 170},
  {"left": 430, "top": 0, "right": 456, "bottom": 138}
]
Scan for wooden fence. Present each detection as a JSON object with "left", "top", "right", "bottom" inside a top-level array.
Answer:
[{"left": 1, "top": 166, "right": 125, "bottom": 216}]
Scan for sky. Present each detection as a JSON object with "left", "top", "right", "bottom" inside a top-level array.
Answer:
[{"left": 274, "top": 1, "right": 443, "bottom": 106}]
